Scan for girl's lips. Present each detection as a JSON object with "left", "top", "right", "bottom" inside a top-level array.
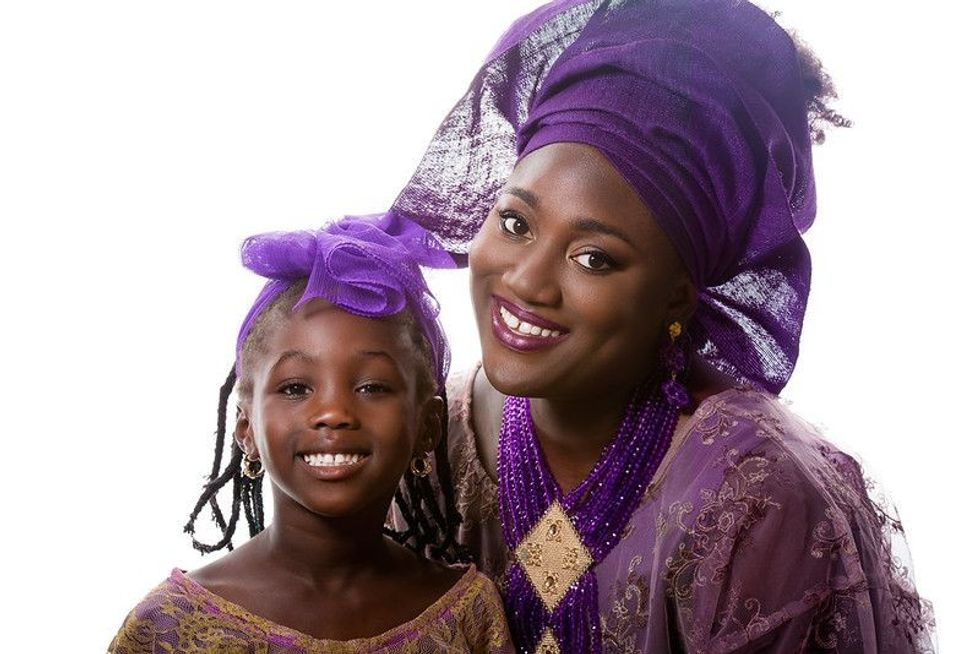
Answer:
[
  {"left": 297, "top": 453, "right": 371, "bottom": 481},
  {"left": 490, "top": 297, "right": 569, "bottom": 353}
]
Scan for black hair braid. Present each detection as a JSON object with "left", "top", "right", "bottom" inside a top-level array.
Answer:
[
  {"left": 389, "top": 389, "right": 471, "bottom": 564},
  {"left": 184, "top": 366, "right": 264, "bottom": 553}
]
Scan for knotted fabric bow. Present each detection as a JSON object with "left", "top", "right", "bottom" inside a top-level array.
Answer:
[{"left": 235, "top": 213, "right": 454, "bottom": 389}]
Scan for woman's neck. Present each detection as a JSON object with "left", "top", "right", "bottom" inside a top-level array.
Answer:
[{"left": 528, "top": 389, "right": 633, "bottom": 493}]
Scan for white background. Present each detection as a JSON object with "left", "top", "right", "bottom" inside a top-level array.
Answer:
[{"left": 1, "top": 1, "right": 975, "bottom": 650}]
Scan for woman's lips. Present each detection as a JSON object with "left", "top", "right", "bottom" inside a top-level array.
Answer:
[{"left": 490, "top": 296, "right": 569, "bottom": 352}]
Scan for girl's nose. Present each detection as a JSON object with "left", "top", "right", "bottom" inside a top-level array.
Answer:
[{"left": 309, "top": 390, "right": 358, "bottom": 431}]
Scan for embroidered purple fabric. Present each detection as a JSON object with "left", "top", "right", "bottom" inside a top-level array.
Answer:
[
  {"left": 235, "top": 213, "right": 455, "bottom": 389},
  {"left": 392, "top": 0, "right": 819, "bottom": 393}
]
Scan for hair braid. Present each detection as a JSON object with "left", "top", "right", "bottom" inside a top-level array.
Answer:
[{"left": 184, "top": 366, "right": 266, "bottom": 553}]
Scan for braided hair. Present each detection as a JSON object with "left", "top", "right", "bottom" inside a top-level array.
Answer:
[{"left": 183, "top": 282, "right": 468, "bottom": 564}]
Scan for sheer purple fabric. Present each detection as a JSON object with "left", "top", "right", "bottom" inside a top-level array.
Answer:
[
  {"left": 235, "top": 213, "right": 455, "bottom": 389},
  {"left": 392, "top": 0, "right": 819, "bottom": 393}
]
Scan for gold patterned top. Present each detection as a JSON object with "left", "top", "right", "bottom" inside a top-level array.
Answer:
[{"left": 108, "top": 564, "right": 514, "bottom": 653}]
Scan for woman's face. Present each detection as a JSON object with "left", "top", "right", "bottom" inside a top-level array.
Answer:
[{"left": 469, "top": 142, "right": 693, "bottom": 401}]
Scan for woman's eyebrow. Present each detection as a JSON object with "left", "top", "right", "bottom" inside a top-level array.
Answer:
[
  {"left": 502, "top": 186, "right": 539, "bottom": 208},
  {"left": 572, "top": 217, "right": 636, "bottom": 248}
]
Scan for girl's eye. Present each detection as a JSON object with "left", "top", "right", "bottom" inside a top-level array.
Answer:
[
  {"left": 356, "top": 382, "right": 391, "bottom": 395},
  {"left": 499, "top": 212, "right": 530, "bottom": 237},
  {"left": 279, "top": 382, "right": 311, "bottom": 397},
  {"left": 571, "top": 251, "right": 615, "bottom": 271}
]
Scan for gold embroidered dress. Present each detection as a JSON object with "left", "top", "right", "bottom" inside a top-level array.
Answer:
[{"left": 109, "top": 564, "right": 514, "bottom": 654}]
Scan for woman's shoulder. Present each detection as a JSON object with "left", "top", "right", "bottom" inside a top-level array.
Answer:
[
  {"left": 663, "top": 388, "right": 934, "bottom": 652},
  {"left": 677, "top": 386, "right": 878, "bottom": 524}
]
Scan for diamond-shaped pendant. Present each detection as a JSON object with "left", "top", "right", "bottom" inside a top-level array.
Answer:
[
  {"left": 515, "top": 501, "right": 593, "bottom": 611},
  {"left": 534, "top": 628, "right": 561, "bottom": 654}
]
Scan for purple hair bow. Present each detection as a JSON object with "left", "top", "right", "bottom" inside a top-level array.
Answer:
[{"left": 235, "top": 213, "right": 454, "bottom": 389}]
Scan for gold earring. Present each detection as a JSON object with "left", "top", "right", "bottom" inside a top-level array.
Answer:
[
  {"left": 410, "top": 454, "right": 433, "bottom": 477},
  {"left": 241, "top": 454, "right": 264, "bottom": 480},
  {"left": 668, "top": 320, "right": 683, "bottom": 342}
]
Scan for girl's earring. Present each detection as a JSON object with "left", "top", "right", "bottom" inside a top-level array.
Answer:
[
  {"left": 661, "top": 320, "right": 690, "bottom": 409},
  {"left": 410, "top": 453, "right": 433, "bottom": 477},
  {"left": 241, "top": 454, "right": 264, "bottom": 480}
]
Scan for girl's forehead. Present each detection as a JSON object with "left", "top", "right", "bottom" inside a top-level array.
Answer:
[{"left": 270, "top": 300, "right": 413, "bottom": 361}]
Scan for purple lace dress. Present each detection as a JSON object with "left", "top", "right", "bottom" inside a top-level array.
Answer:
[{"left": 437, "top": 367, "right": 934, "bottom": 653}]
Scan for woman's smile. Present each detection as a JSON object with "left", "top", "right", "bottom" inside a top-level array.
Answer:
[{"left": 490, "top": 295, "right": 570, "bottom": 352}]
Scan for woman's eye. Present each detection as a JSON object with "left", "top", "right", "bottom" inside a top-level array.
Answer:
[
  {"left": 279, "top": 382, "right": 311, "bottom": 397},
  {"left": 499, "top": 212, "right": 530, "bottom": 237},
  {"left": 571, "top": 251, "right": 615, "bottom": 271}
]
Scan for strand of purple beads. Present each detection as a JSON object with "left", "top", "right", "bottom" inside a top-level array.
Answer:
[{"left": 498, "top": 377, "right": 686, "bottom": 653}]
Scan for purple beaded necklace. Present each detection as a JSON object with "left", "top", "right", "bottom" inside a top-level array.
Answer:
[{"left": 498, "top": 377, "right": 686, "bottom": 653}]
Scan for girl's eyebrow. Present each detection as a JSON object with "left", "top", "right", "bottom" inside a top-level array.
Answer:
[
  {"left": 356, "top": 350, "right": 397, "bottom": 364},
  {"left": 270, "top": 350, "right": 315, "bottom": 369}
]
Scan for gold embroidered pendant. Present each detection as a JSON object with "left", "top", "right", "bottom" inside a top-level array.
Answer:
[
  {"left": 514, "top": 501, "right": 593, "bottom": 612},
  {"left": 534, "top": 628, "right": 561, "bottom": 654}
]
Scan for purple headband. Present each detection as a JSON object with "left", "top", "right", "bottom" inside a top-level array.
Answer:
[
  {"left": 235, "top": 213, "right": 454, "bottom": 390},
  {"left": 392, "top": 0, "right": 818, "bottom": 393}
]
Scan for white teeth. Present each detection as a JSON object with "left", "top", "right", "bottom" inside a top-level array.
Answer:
[
  {"left": 303, "top": 453, "right": 365, "bottom": 467},
  {"left": 499, "top": 306, "right": 563, "bottom": 339}
]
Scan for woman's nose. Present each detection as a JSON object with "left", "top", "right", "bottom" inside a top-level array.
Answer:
[{"left": 501, "top": 243, "right": 562, "bottom": 307}]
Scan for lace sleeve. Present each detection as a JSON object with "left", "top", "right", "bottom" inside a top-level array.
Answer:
[{"left": 668, "top": 442, "right": 934, "bottom": 653}]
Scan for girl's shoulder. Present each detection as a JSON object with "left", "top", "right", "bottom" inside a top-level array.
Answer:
[{"left": 107, "top": 569, "right": 220, "bottom": 654}]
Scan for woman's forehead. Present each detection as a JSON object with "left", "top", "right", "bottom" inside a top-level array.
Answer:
[{"left": 507, "top": 142, "right": 666, "bottom": 248}]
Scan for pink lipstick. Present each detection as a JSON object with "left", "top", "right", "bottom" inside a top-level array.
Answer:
[{"left": 490, "top": 296, "right": 569, "bottom": 353}]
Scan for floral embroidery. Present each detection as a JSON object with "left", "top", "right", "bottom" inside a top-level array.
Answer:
[
  {"left": 600, "top": 556, "right": 650, "bottom": 654},
  {"left": 663, "top": 453, "right": 779, "bottom": 603}
]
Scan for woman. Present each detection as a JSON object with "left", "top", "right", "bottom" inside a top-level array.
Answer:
[{"left": 389, "top": 0, "right": 934, "bottom": 652}]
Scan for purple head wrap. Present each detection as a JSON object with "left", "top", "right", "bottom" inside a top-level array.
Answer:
[
  {"left": 392, "top": 0, "right": 820, "bottom": 393},
  {"left": 235, "top": 213, "right": 455, "bottom": 390}
]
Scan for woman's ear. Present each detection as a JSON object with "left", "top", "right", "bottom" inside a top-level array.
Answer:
[
  {"left": 666, "top": 269, "right": 699, "bottom": 326},
  {"left": 234, "top": 403, "right": 256, "bottom": 458},
  {"left": 415, "top": 394, "right": 446, "bottom": 455}
]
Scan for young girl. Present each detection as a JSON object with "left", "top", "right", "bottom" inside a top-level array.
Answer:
[{"left": 109, "top": 214, "right": 514, "bottom": 653}]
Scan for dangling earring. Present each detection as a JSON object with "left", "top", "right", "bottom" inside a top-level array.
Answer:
[
  {"left": 241, "top": 454, "right": 264, "bottom": 480},
  {"left": 410, "top": 453, "right": 433, "bottom": 477},
  {"left": 661, "top": 320, "right": 690, "bottom": 409}
]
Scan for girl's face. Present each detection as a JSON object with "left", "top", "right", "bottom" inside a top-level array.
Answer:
[
  {"left": 469, "top": 142, "right": 694, "bottom": 401},
  {"left": 236, "top": 299, "right": 439, "bottom": 520}
]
